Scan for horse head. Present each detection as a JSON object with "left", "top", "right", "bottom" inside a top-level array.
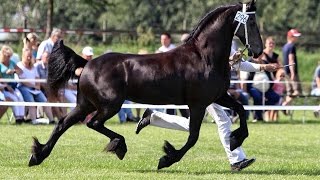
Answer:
[{"left": 234, "top": 0, "right": 262, "bottom": 58}]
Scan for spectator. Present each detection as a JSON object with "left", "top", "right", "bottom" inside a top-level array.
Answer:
[
  {"left": 118, "top": 100, "right": 139, "bottom": 123},
  {"left": 66, "top": 46, "right": 95, "bottom": 123},
  {"left": 0, "top": 45, "right": 25, "bottom": 124},
  {"left": 0, "top": 84, "right": 9, "bottom": 120},
  {"left": 35, "top": 51, "right": 66, "bottom": 120},
  {"left": 247, "top": 57, "right": 280, "bottom": 122},
  {"left": 23, "top": 32, "right": 39, "bottom": 61},
  {"left": 157, "top": 32, "right": 176, "bottom": 53},
  {"left": 263, "top": 36, "right": 281, "bottom": 76},
  {"left": 311, "top": 61, "right": 320, "bottom": 117},
  {"left": 311, "top": 61, "right": 320, "bottom": 96},
  {"left": 36, "top": 28, "right": 62, "bottom": 61},
  {"left": 17, "top": 48, "right": 55, "bottom": 124},
  {"left": 282, "top": 29, "right": 302, "bottom": 96},
  {"left": 269, "top": 69, "right": 287, "bottom": 122}
]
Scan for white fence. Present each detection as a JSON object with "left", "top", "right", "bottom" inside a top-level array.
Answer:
[{"left": 0, "top": 78, "right": 318, "bottom": 112}]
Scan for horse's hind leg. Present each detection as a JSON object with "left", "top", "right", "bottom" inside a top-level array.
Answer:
[
  {"left": 28, "top": 105, "right": 94, "bottom": 167},
  {"left": 215, "top": 93, "right": 248, "bottom": 151},
  {"left": 158, "top": 106, "right": 205, "bottom": 169},
  {"left": 86, "top": 104, "right": 127, "bottom": 160}
]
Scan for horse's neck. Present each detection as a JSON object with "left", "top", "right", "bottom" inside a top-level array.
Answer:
[{"left": 197, "top": 18, "right": 234, "bottom": 70}]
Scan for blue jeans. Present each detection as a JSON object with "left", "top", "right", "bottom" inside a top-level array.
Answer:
[
  {"left": 249, "top": 87, "right": 280, "bottom": 120},
  {"left": 118, "top": 100, "right": 135, "bottom": 123},
  {"left": 18, "top": 85, "right": 47, "bottom": 102}
]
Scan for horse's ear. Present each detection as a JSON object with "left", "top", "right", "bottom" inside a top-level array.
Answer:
[
  {"left": 59, "top": 40, "right": 64, "bottom": 47},
  {"left": 247, "top": 0, "right": 256, "bottom": 11}
]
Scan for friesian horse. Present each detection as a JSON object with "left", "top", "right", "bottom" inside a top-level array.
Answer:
[{"left": 29, "top": 0, "right": 262, "bottom": 169}]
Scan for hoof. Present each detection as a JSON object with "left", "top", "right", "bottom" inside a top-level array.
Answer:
[
  {"left": 106, "top": 138, "right": 127, "bottom": 160},
  {"left": 28, "top": 154, "right": 41, "bottom": 167},
  {"left": 157, "top": 155, "right": 175, "bottom": 170}
]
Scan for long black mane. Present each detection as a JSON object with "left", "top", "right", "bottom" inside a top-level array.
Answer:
[
  {"left": 185, "top": 5, "right": 235, "bottom": 42},
  {"left": 47, "top": 41, "right": 87, "bottom": 97}
]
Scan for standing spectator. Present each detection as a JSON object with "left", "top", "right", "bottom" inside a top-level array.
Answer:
[
  {"left": 282, "top": 29, "right": 302, "bottom": 96},
  {"left": 311, "top": 61, "right": 320, "bottom": 117},
  {"left": 0, "top": 45, "right": 25, "bottom": 124},
  {"left": 157, "top": 32, "right": 176, "bottom": 53},
  {"left": 23, "top": 32, "right": 39, "bottom": 61},
  {"left": 17, "top": 48, "right": 55, "bottom": 124},
  {"left": 36, "top": 28, "right": 62, "bottom": 61}
]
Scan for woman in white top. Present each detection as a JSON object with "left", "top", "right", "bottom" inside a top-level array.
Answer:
[{"left": 17, "top": 48, "right": 54, "bottom": 124}]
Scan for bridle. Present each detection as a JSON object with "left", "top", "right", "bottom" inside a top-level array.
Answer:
[{"left": 233, "top": 4, "right": 256, "bottom": 57}]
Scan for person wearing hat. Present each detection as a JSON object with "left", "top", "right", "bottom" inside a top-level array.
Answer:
[
  {"left": 282, "top": 29, "right": 302, "bottom": 96},
  {"left": 74, "top": 46, "right": 94, "bottom": 76}
]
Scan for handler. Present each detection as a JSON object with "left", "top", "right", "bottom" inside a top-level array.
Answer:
[{"left": 136, "top": 48, "right": 280, "bottom": 171}]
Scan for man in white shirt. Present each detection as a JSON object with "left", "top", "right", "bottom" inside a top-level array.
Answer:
[
  {"left": 36, "top": 28, "right": 62, "bottom": 61},
  {"left": 157, "top": 32, "right": 176, "bottom": 53}
]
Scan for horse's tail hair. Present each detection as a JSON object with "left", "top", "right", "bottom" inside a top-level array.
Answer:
[{"left": 47, "top": 40, "right": 87, "bottom": 99}]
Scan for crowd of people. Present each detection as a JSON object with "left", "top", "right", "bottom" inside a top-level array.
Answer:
[{"left": 0, "top": 28, "right": 318, "bottom": 125}]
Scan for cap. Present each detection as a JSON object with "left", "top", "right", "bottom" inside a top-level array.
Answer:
[
  {"left": 287, "top": 29, "right": 301, "bottom": 37},
  {"left": 82, "top": 46, "right": 94, "bottom": 56}
]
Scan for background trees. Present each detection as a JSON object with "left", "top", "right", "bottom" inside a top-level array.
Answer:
[{"left": 0, "top": 0, "right": 319, "bottom": 49}]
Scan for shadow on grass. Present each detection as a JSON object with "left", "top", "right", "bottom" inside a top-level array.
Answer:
[{"left": 132, "top": 168, "right": 320, "bottom": 176}]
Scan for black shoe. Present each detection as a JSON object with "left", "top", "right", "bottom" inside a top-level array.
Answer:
[
  {"left": 231, "top": 158, "right": 255, "bottom": 171},
  {"left": 49, "top": 120, "right": 56, "bottom": 124},
  {"left": 135, "top": 108, "right": 153, "bottom": 134},
  {"left": 126, "top": 116, "right": 139, "bottom": 122},
  {"left": 15, "top": 119, "right": 24, "bottom": 125}
]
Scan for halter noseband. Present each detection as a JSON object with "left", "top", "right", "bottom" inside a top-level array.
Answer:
[{"left": 233, "top": 4, "right": 256, "bottom": 56}]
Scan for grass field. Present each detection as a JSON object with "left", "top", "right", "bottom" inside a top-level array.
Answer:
[{"left": 0, "top": 110, "right": 320, "bottom": 179}]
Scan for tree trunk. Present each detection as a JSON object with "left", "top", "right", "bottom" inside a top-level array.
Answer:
[{"left": 45, "top": 0, "right": 53, "bottom": 39}]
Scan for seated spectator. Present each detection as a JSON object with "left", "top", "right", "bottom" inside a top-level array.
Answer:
[
  {"left": 0, "top": 83, "right": 10, "bottom": 120},
  {"left": 311, "top": 61, "right": 320, "bottom": 117},
  {"left": 247, "top": 57, "right": 280, "bottom": 122},
  {"left": 35, "top": 51, "right": 67, "bottom": 120},
  {"left": 118, "top": 100, "right": 139, "bottom": 123},
  {"left": 17, "top": 48, "right": 55, "bottom": 124},
  {"left": 269, "top": 69, "right": 287, "bottom": 121},
  {"left": 0, "top": 45, "right": 26, "bottom": 124}
]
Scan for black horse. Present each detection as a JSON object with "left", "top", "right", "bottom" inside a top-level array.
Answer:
[{"left": 29, "top": 0, "right": 262, "bottom": 169}]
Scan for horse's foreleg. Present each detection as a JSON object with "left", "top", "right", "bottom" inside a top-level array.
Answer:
[
  {"left": 86, "top": 107, "right": 127, "bottom": 160},
  {"left": 28, "top": 106, "right": 91, "bottom": 167},
  {"left": 215, "top": 93, "right": 248, "bottom": 151},
  {"left": 158, "top": 106, "right": 205, "bottom": 169}
]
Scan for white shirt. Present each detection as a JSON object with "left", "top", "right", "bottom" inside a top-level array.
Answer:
[
  {"left": 36, "top": 38, "right": 54, "bottom": 60},
  {"left": 17, "top": 62, "right": 39, "bottom": 86},
  {"left": 158, "top": 44, "right": 176, "bottom": 52}
]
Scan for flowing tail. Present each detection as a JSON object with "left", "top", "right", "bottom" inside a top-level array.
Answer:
[{"left": 47, "top": 40, "right": 87, "bottom": 99}]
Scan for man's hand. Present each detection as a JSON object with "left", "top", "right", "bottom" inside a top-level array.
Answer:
[
  {"left": 260, "top": 63, "right": 280, "bottom": 72},
  {"left": 229, "top": 51, "right": 243, "bottom": 61}
]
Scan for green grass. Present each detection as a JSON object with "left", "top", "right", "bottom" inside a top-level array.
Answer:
[{"left": 0, "top": 110, "right": 320, "bottom": 179}]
